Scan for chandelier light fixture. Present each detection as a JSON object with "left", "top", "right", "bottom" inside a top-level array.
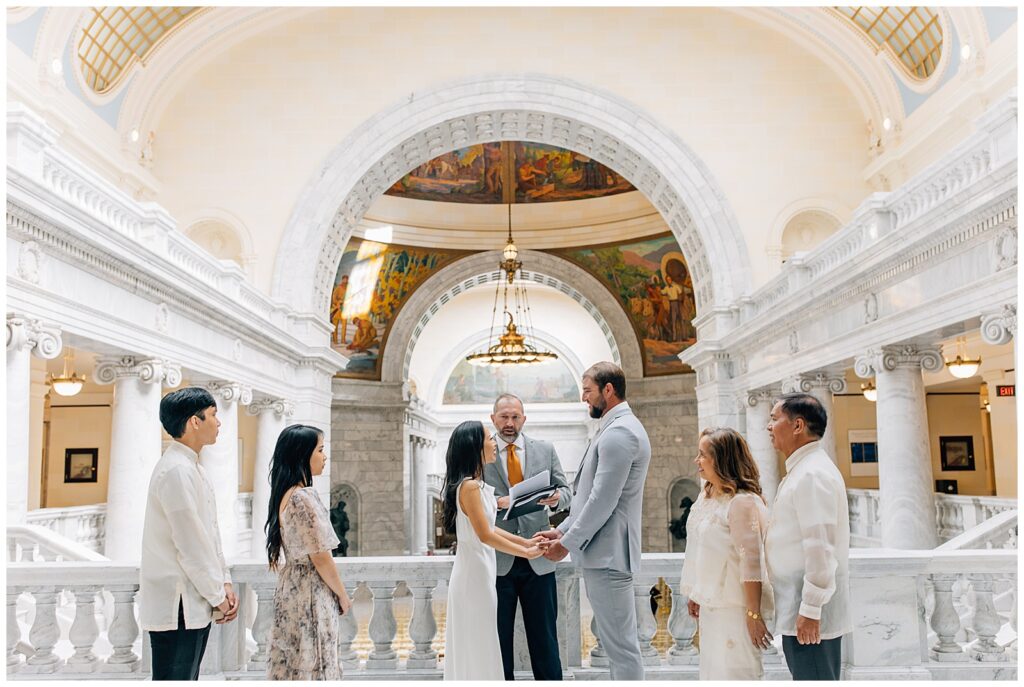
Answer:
[
  {"left": 466, "top": 203, "right": 557, "bottom": 367},
  {"left": 47, "top": 350, "right": 86, "bottom": 396},
  {"left": 945, "top": 337, "right": 981, "bottom": 379},
  {"left": 860, "top": 381, "right": 877, "bottom": 402}
]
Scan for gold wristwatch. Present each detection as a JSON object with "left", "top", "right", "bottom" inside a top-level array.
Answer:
[{"left": 746, "top": 609, "right": 761, "bottom": 620}]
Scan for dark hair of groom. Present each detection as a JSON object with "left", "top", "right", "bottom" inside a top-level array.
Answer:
[{"left": 160, "top": 387, "right": 217, "bottom": 438}]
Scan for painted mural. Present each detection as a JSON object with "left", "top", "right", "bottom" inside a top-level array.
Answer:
[
  {"left": 385, "top": 141, "right": 634, "bottom": 204},
  {"left": 550, "top": 233, "right": 696, "bottom": 375},
  {"left": 443, "top": 357, "right": 580, "bottom": 405},
  {"left": 331, "top": 238, "right": 467, "bottom": 379}
]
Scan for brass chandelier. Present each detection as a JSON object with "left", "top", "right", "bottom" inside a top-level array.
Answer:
[{"left": 465, "top": 203, "right": 557, "bottom": 367}]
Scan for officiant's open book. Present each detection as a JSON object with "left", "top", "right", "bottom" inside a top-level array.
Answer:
[{"left": 501, "top": 469, "right": 557, "bottom": 520}]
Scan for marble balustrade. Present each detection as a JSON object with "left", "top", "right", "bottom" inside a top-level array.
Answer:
[
  {"left": 25, "top": 506, "right": 107, "bottom": 555},
  {"left": 848, "top": 489, "right": 1017, "bottom": 547},
  {"left": 6, "top": 549, "right": 1017, "bottom": 680}
]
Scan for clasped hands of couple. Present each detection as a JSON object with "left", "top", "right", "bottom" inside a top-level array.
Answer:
[{"left": 521, "top": 528, "right": 569, "bottom": 562}]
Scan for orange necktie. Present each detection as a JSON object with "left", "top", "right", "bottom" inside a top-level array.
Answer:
[{"left": 506, "top": 443, "right": 524, "bottom": 486}]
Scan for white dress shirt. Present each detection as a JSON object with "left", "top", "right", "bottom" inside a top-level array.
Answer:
[
  {"left": 497, "top": 433, "right": 526, "bottom": 479},
  {"left": 139, "top": 441, "right": 231, "bottom": 631},
  {"left": 764, "top": 441, "right": 851, "bottom": 639}
]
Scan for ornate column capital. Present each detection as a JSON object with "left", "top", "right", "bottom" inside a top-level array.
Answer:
[
  {"left": 246, "top": 397, "right": 294, "bottom": 418},
  {"left": 745, "top": 386, "right": 779, "bottom": 407},
  {"left": 6, "top": 315, "right": 62, "bottom": 359},
  {"left": 855, "top": 345, "right": 943, "bottom": 378},
  {"left": 93, "top": 356, "right": 181, "bottom": 386},
  {"left": 981, "top": 304, "right": 1016, "bottom": 345},
  {"left": 204, "top": 381, "right": 253, "bottom": 405},
  {"left": 782, "top": 371, "right": 848, "bottom": 395}
]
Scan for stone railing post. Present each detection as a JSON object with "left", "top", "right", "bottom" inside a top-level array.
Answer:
[
  {"left": 105, "top": 586, "right": 141, "bottom": 672},
  {"left": 634, "top": 580, "right": 660, "bottom": 665},
  {"left": 22, "top": 587, "right": 62, "bottom": 673},
  {"left": 62, "top": 586, "right": 101, "bottom": 673},
  {"left": 7, "top": 589, "right": 24, "bottom": 672},
  {"left": 247, "top": 582, "right": 275, "bottom": 673},
  {"left": 929, "top": 574, "right": 967, "bottom": 661},
  {"left": 338, "top": 583, "right": 360, "bottom": 670},
  {"left": 406, "top": 581, "right": 438, "bottom": 669},
  {"left": 366, "top": 581, "right": 398, "bottom": 670},
  {"left": 665, "top": 581, "right": 698, "bottom": 665},
  {"left": 967, "top": 573, "right": 1007, "bottom": 661}
]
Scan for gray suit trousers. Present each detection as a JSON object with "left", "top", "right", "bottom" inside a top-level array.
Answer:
[{"left": 583, "top": 567, "right": 644, "bottom": 681}]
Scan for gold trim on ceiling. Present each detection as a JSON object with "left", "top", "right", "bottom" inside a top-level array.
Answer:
[
  {"left": 77, "top": 7, "right": 202, "bottom": 94},
  {"left": 834, "top": 6, "right": 944, "bottom": 80}
]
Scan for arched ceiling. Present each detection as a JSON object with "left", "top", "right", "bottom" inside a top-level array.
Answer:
[{"left": 833, "top": 7, "right": 943, "bottom": 80}]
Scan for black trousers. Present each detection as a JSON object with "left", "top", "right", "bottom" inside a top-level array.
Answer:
[
  {"left": 495, "top": 556, "right": 563, "bottom": 680},
  {"left": 149, "top": 601, "right": 211, "bottom": 681},
  {"left": 782, "top": 634, "right": 843, "bottom": 680}
]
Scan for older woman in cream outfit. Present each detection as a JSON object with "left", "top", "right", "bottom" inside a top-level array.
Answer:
[{"left": 680, "top": 427, "right": 774, "bottom": 680}]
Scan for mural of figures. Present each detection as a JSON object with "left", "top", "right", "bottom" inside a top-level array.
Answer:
[
  {"left": 550, "top": 233, "right": 697, "bottom": 375},
  {"left": 442, "top": 358, "right": 580, "bottom": 405},
  {"left": 332, "top": 238, "right": 467, "bottom": 378},
  {"left": 385, "top": 141, "right": 634, "bottom": 204}
]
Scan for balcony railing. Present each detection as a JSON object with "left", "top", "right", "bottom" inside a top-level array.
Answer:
[
  {"left": 848, "top": 489, "right": 1017, "bottom": 547},
  {"left": 6, "top": 548, "right": 1017, "bottom": 680},
  {"left": 25, "top": 506, "right": 107, "bottom": 555}
]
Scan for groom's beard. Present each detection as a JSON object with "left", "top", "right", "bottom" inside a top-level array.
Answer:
[{"left": 588, "top": 399, "right": 605, "bottom": 419}]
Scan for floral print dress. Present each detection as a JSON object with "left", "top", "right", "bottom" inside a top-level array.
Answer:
[{"left": 267, "top": 486, "right": 342, "bottom": 680}]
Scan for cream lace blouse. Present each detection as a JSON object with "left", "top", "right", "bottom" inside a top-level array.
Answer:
[{"left": 679, "top": 490, "right": 772, "bottom": 613}]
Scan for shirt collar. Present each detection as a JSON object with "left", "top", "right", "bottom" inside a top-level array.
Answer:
[
  {"left": 784, "top": 440, "right": 821, "bottom": 472},
  {"left": 170, "top": 440, "right": 200, "bottom": 464},
  {"left": 496, "top": 432, "right": 525, "bottom": 453},
  {"left": 599, "top": 401, "right": 631, "bottom": 431}
]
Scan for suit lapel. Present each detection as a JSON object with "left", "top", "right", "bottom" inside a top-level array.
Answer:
[
  {"left": 492, "top": 433, "right": 511, "bottom": 490},
  {"left": 572, "top": 406, "right": 630, "bottom": 492}
]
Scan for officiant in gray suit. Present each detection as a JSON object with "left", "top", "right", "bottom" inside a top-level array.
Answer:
[
  {"left": 484, "top": 393, "right": 572, "bottom": 681},
  {"left": 539, "top": 362, "right": 651, "bottom": 681}
]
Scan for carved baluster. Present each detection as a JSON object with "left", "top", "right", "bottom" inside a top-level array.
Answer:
[
  {"left": 338, "top": 583, "right": 360, "bottom": 670},
  {"left": 366, "top": 581, "right": 397, "bottom": 670},
  {"left": 62, "top": 586, "right": 101, "bottom": 672},
  {"left": 929, "top": 574, "right": 967, "bottom": 661},
  {"left": 7, "top": 537, "right": 18, "bottom": 562},
  {"left": 22, "top": 587, "right": 62, "bottom": 673},
  {"left": 589, "top": 615, "right": 608, "bottom": 667},
  {"left": 967, "top": 573, "right": 1006, "bottom": 661},
  {"left": 634, "top": 581, "right": 660, "bottom": 665},
  {"left": 7, "top": 589, "right": 24, "bottom": 671},
  {"left": 1005, "top": 580, "right": 1017, "bottom": 658},
  {"left": 406, "top": 581, "right": 438, "bottom": 669},
  {"left": 247, "top": 583, "right": 275, "bottom": 672},
  {"left": 665, "top": 582, "right": 698, "bottom": 665},
  {"left": 105, "top": 585, "right": 141, "bottom": 672}
]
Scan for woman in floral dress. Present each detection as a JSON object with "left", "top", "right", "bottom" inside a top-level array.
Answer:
[{"left": 265, "top": 424, "right": 352, "bottom": 680}]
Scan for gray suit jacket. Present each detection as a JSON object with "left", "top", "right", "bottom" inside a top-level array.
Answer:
[
  {"left": 558, "top": 402, "right": 651, "bottom": 574},
  {"left": 483, "top": 433, "right": 573, "bottom": 576}
]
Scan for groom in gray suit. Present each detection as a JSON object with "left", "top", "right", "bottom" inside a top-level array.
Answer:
[
  {"left": 540, "top": 362, "right": 651, "bottom": 680},
  {"left": 484, "top": 393, "right": 572, "bottom": 680}
]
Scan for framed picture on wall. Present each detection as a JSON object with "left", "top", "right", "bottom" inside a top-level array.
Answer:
[
  {"left": 940, "top": 436, "right": 975, "bottom": 471},
  {"left": 848, "top": 429, "right": 879, "bottom": 477},
  {"left": 64, "top": 448, "right": 98, "bottom": 483}
]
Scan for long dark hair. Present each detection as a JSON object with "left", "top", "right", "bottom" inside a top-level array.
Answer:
[
  {"left": 265, "top": 424, "right": 322, "bottom": 570},
  {"left": 699, "top": 427, "right": 764, "bottom": 502},
  {"left": 442, "top": 420, "right": 486, "bottom": 535}
]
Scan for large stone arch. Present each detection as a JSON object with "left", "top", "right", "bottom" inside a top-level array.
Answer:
[
  {"left": 271, "top": 74, "right": 751, "bottom": 318},
  {"left": 380, "top": 250, "right": 644, "bottom": 382}
]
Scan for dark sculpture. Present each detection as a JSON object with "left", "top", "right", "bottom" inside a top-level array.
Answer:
[
  {"left": 668, "top": 495, "right": 694, "bottom": 541},
  {"left": 330, "top": 499, "right": 351, "bottom": 557}
]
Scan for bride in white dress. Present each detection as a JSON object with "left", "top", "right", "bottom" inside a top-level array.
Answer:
[
  {"left": 442, "top": 420, "right": 544, "bottom": 680},
  {"left": 680, "top": 427, "right": 774, "bottom": 680}
]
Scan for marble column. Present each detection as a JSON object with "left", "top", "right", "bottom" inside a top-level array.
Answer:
[
  {"left": 981, "top": 305, "right": 1017, "bottom": 497},
  {"left": 6, "top": 316, "right": 62, "bottom": 524},
  {"left": 411, "top": 438, "right": 431, "bottom": 555},
  {"left": 855, "top": 345, "right": 942, "bottom": 549},
  {"left": 28, "top": 367, "right": 47, "bottom": 510},
  {"left": 745, "top": 388, "right": 781, "bottom": 508},
  {"left": 247, "top": 398, "right": 293, "bottom": 559},
  {"left": 94, "top": 356, "right": 182, "bottom": 561},
  {"left": 782, "top": 371, "right": 847, "bottom": 462},
  {"left": 202, "top": 381, "right": 252, "bottom": 559}
]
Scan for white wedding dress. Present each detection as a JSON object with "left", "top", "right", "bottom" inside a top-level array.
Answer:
[{"left": 443, "top": 478, "right": 504, "bottom": 680}]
